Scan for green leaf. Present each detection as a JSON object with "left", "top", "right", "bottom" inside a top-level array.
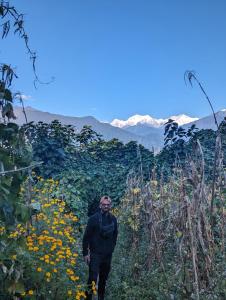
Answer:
[
  {"left": 4, "top": 89, "right": 13, "bottom": 101},
  {"left": 15, "top": 281, "right": 25, "bottom": 293}
]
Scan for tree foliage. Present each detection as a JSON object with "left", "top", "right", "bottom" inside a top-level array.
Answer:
[
  {"left": 156, "top": 118, "right": 226, "bottom": 181},
  {"left": 23, "top": 120, "right": 77, "bottom": 177},
  {"left": 24, "top": 120, "right": 155, "bottom": 215}
]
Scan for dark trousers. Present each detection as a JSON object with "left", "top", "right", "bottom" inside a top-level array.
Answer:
[{"left": 86, "top": 253, "right": 112, "bottom": 300}]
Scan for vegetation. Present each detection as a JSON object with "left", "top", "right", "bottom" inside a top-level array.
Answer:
[
  {"left": 23, "top": 121, "right": 154, "bottom": 215},
  {"left": 0, "top": 2, "right": 88, "bottom": 299},
  {"left": 108, "top": 142, "right": 225, "bottom": 299},
  {"left": 0, "top": 2, "right": 225, "bottom": 299},
  {"left": 156, "top": 119, "right": 226, "bottom": 181},
  {"left": 0, "top": 177, "right": 89, "bottom": 299}
]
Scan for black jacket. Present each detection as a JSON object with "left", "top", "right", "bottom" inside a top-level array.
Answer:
[{"left": 82, "top": 211, "right": 118, "bottom": 256}]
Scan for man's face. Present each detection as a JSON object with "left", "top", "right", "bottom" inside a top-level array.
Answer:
[{"left": 100, "top": 200, "right": 111, "bottom": 213}]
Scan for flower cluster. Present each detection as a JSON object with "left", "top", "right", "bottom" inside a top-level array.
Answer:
[
  {"left": 8, "top": 223, "right": 26, "bottom": 238},
  {"left": 16, "top": 176, "right": 87, "bottom": 299},
  {"left": 91, "top": 281, "right": 97, "bottom": 295},
  {"left": 0, "top": 226, "right": 5, "bottom": 235}
]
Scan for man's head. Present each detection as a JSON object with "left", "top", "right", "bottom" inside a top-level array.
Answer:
[{"left": 100, "top": 196, "right": 112, "bottom": 213}]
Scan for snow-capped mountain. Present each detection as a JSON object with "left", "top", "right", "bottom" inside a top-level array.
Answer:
[
  {"left": 183, "top": 109, "right": 226, "bottom": 130},
  {"left": 12, "top": 106, "right": 226, "bottom": 152},
  {"left": 111, "top": 114, "right": 199, "bottom": 128}
]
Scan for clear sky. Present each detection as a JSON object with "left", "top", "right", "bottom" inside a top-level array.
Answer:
[{"left": 1, "top": 0, "right": 226, "bottom": 122}]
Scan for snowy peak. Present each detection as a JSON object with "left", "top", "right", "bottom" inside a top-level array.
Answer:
[
  {"left": 111, "top": 114, "right": 164, "bottom": 128},
  {"left": 111, "top": 114, "right": 199, "bottom": 128},
  {"left": 168, "top": 114, "right": 199, "bottom": 126}
]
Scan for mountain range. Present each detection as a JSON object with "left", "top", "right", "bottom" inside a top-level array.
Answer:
[
  {"left": 111, "top": 114, "right": 198, "bottom": 128},
  {"left": 13, "top": 106, "right": 226, "bottom": 152}
]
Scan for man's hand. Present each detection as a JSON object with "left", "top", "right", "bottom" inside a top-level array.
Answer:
[{"left": 84, "top": 254, "right": 90, "bottom": 265}]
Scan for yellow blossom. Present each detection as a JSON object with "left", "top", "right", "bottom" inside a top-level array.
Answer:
[{"left": 28, "top": 290, "right": 34, "bottom": 295}]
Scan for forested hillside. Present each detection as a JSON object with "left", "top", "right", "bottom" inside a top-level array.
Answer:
[{"left": 0, "top": 2, "right": 225, "bottom": 300}]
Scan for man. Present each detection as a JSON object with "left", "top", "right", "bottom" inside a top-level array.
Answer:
[{"left": 83, "top": 196, "right": 118, "bottom": 300}]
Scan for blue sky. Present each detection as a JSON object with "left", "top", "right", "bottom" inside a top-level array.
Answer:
[{"left": 2, "top": 0, "right": 226, "bottom": 122}]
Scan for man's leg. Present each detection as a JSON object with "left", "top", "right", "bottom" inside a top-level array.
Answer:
[
  {"left": 98, "top": 255, "right": 112, "bottom": 300},
  {"left": 86, "top": 254, "right": 100, "bottom": 300}
]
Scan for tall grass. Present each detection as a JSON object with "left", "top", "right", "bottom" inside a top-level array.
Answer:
[{"left": 108, "top": 131, "right": 225, "bottom": 299}]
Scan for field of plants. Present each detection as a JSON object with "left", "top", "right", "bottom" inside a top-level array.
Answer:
[{"left": 0, "top": 2, "right": 225, "bottom": 299}]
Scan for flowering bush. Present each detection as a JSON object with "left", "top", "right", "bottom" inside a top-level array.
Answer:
[{"left": 0, "top": 177, "right": 93, "bottom": 299}]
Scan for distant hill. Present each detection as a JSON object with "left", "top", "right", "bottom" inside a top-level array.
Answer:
[
  {"left": 13, "top": 106, "right": 149, "bottom": 147},
  {"left": 182, "top": 109, "right": 226, "bottom": 130},
  {"left": 13, "top": 106, "right": 226, "bottom": 151}
]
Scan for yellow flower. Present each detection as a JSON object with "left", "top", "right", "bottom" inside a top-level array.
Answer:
[
  {"left": 70, "top": 275, "right": 79, "bottom": 281},
  {"left": 12, "top": 255, "right": 17, "bottom": 260},
  {"left": 53, "top": 268, "right": 57, "bottom": 273},
  {"left": 0, "top": 226, "right": 5, "bottom": 234},
  {"left": 68, "top": 290, "right": 72, "bottom": 296},
  {"left": 28, "top": 290, "right": 34, "bottom": 295},
  {"left": 46, "top": 272, "right": 51, "bottom": 278},
  {"left": 91, "top": 281, "right": 97, "bottom": 293},
  {"left": 37, "top": 267, "right": 42, "bottom": 272}
]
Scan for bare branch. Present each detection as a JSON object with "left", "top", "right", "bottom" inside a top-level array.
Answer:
[
  {"left": 0, "top": 161, "right": 43, "bottom": 175},
  {"left": 184, "top": 71, "right": 219, "bottom": 129}
]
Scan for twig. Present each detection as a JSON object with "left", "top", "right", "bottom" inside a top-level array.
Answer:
[
  {"left": 0, "top": 1, "right": 54, "bottom": 87},
  {"left": 0, "top": 161, "right": 43, "bottom": 175},
  {"left": 184, "top": 71, "right": 219, "bottom": 129},
  {"left": 15, "top": 92, "right": 28, "bottom": 123}
]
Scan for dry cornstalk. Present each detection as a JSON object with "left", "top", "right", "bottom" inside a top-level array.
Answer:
[{"left": 187, "top": 201, "right": 200, "bottom": 300}]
